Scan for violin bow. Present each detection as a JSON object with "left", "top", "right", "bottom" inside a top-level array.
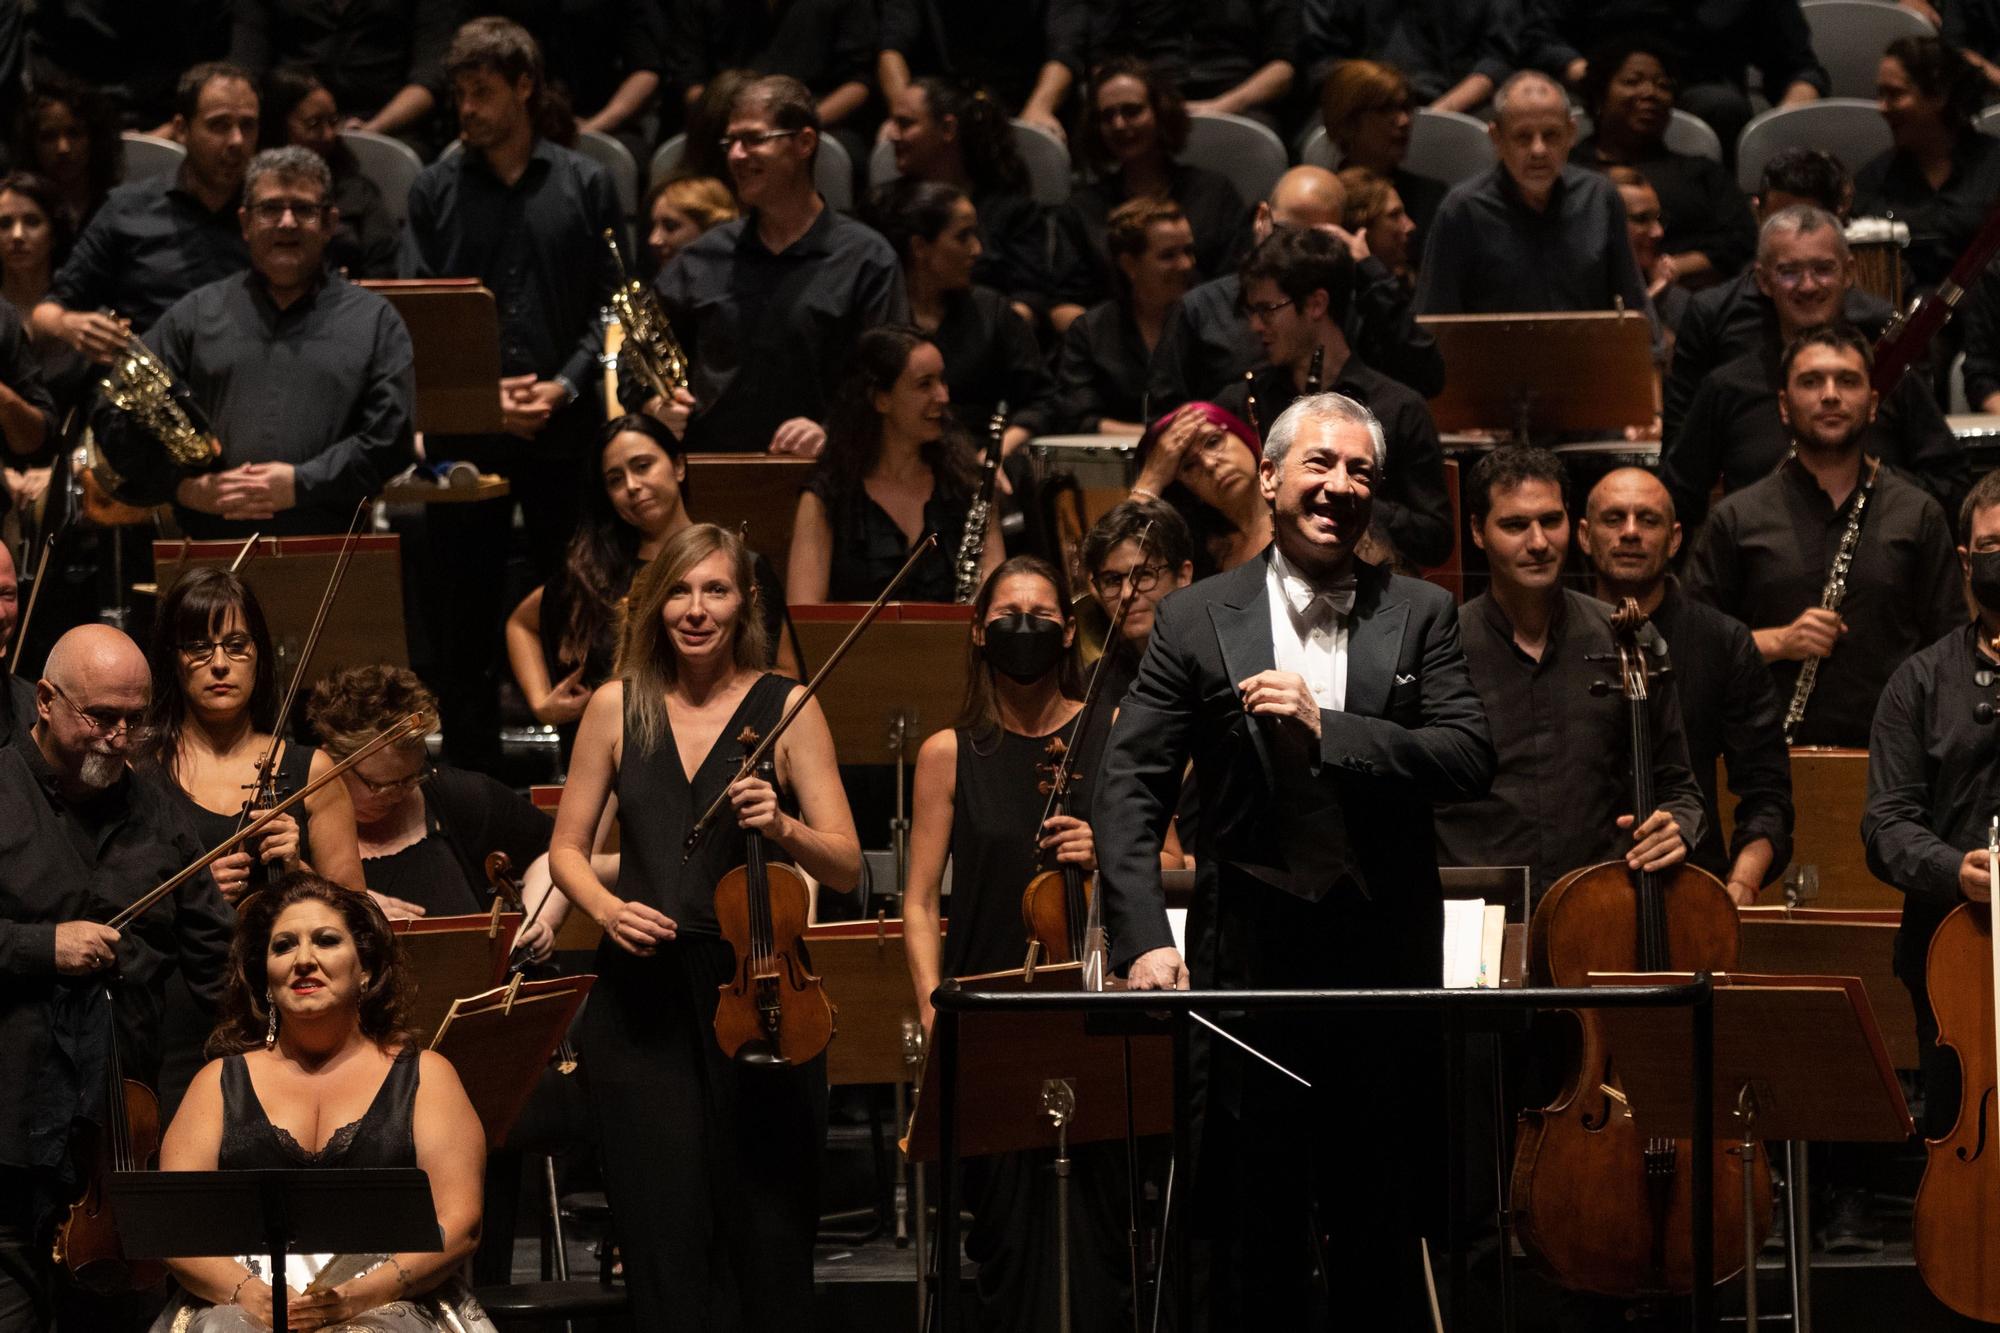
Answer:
[
  {"left": 683, "top": 533, "right": 939, "bottom": 859},
  {"left": 108, "top": 712, "right": 428, "bottom": 930},
  {"left": 7, "top": 530, "right": 56, "bottom": 678},
  {"left": 227, "top": 531, "right": 262, "bottom": 574}
]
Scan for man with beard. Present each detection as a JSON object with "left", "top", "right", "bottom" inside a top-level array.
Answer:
[
  {"left": 1662, "top": 206, "right": 1965, "bottom": 528},
  {"left": 1686, "top": 324, "right": 1960, "bottom": 749},
  {"left": 1100, "top": 392, "right": 1494, "bottom": 1325},
  {"left": 0, "top": 624, "right": 232, "bottom": 1332},
  {"left": 1578, "top": 467, "right": 1792, "bottom": 905}
]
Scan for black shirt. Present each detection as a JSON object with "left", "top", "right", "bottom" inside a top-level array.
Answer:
[
  {"left": 229, "top": 0, "right": 458, "bottom": 118},
  {"left": 1107, "top": 0, "right": 1303, "bottom": 101},
  {"left": 801, "top": 466, "right": 968, "bottom": 602},
  {"left": 664, "top": 0, "right": 876, "bottom": 100},
  {"left": 0, "top": 740, "right": 232, "bottom": 1182},
  {"left": 0, "top": 300, "right": 59, "bottom": 464},
  {"left": 1435, "top": 588, "right": 1707, "bottom": 895},
  {"left": 878, "top": 0, "right": 1093, "bottom": 108},
  {"left": 1522, "top": 0, "right": 1830, "bottom": 98},
  {"left": 1855, "top": 134, "right": 2000, "bottom": 292},
  {"left": 1213, "top": 356, "right": 1455, "bottom": 568},
  {"left": 1064, "top": 163, "right": 1249, "bottom": 286},
  {"left": 1418, "top": 164, "right": 1657, "bottom": 326},
  {"left": 1661, "top": 340, "right": 1967, "bottom": 529},
  {"left": 50, "top": 172, "right": 251, "bottom": 333},
  {"left": 1054, "top": 299, "right": 1155, "bottom": 432},
  {"left": 1959, "top": 264, "right": 2000, "bottom": 410},
  {"left": 362, "top": 765, "right": 553, "bottom": 918},
  {"left": 969, "top": 188, "right": 1060, "bottom": 317},
  {"left": 1571, "top": 135, "right": 1758, "bottom": 280},
  {"left": 1685, "top": 457, "right": 1962, "bottom": 748},
  {"left": 29, "top": 1, "right": 232, "bottom": 127},
  {"left": 485, "top": 0, "right": 666, "bottom": 121},
  {"left": 404, "top": 138, "right": 621, "bottom": 444},
  {"left": 1147, "top": 261, "right": 1446, "bottom": 409},
  {"left": 1301, "top": 0, "right": 1519, "bottom": 101},
  {"left": 1646, "top": 579, "right": 1793, "bottom": 883},
  {"left": 926, "top": 286, "right": 1058, "bottom": 440},
  {"left": 96, "top": 271, "right": 415, "bottom": 537}
]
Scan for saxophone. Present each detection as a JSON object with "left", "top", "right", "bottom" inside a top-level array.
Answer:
[
  {"left": 99, "top": 334, "right": 220, "bottom": 476},
  {"left": 953, "top": 402, "right": 1007, "bottom": 604},
  {"left": 1782, "top": 457, "right": 1877, "bottom": 743},
  {"left": 599, "top": 229, "right": 692, "bottom": 406}
]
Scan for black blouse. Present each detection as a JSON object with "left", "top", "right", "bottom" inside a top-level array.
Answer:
[
  {"left": 926, "top": 285, "right": 1059, "bottom": 439},
  {"left": 802, "top": 467, "right": 969, "bottom": 602},
  {"left": 1571, "top": 134, "right": 1757, "bottom": 279},
  {"left": 361, "top": 764, "right": 554, "bottom": 918},
  {"left": 1063, "top": 162, "right": 1249, "bottom": 286},
  {"left": 1855, "top": 133, "right": 2000, "bottom": 291},
  {"left": 1053, "top": 299, "right": 1154, "bottom": 432}
]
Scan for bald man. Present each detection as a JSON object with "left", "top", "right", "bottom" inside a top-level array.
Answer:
[
  {"left": 1147, "top": 164, "right": 1443, "bottom": 409},
  {"left": 1577, "top": 468, "right": 1793, "bottom": 904},
  {"left": 1417, "top": 70, "right": 1655, "bottom": 324},
  {"left": 0, "top": 625, "right": 231, "bottom": 1330},
  {"left": 0, "top": 544, "right": 30, "bottom": 748}
]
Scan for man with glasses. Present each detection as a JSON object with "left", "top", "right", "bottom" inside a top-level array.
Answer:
[
  {"left": 91, "top": 145, "right": 414, "bottom": 540},
  {"left": 640, "top": 74, "right": 907, "bottom": 456},
  {"left": 0, "top": 624, "right": 232, "bottom": 1333},
  {"left": 1662, "top": 206, "right": 1966, "bottom": 529}
]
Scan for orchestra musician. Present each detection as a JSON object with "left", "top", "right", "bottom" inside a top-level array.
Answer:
[
  {"left": 152, "top": 874, "right": 494, "bottom": 1333},
  {"left": 1099, "top": 392, "right": 1495, "bottom": 1325},
  {"left": 1864, "top": 469, "right": 2000, "bottom": 1139},
  {"left": 0, "top": 543, "right": 36, "bottom": 745},
  {"left": 0, "top": 625, "right": 232, "bottom": 1333},
  {"left": 1129, "top": 401, "right": 1272, "bottom": 579},
  {"left": 549, "top": 523, "right": 861, "bottom": 1331},
  {"left": 903, "top": 554, "right": 1128, "bottom": 1328}
]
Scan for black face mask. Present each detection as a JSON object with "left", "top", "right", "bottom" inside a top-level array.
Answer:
[
  {"left": 983, "top": 612, "right": 1067, "bottom": 683},
  {"left": 1971, "top": 551, "right": 2000, "bottom": 612}
]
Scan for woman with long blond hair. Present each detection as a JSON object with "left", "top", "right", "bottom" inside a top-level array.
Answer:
[{"left": 549, "top": 522, "right": 860, "bottom": 1331}]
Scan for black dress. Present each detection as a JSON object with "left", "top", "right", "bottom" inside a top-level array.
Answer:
[
  {"left": 801, "top": 469, "right": 967, "bottom": 603},
  {"left": 576, "top": 673, "right": 825, "bottom": 1332},
  {"left": 361, "top": 766, "right": 553, "bottom": 918}
]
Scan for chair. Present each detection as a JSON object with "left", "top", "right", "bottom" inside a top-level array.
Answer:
[
  {"left": 1802, "top": 0, "right": 1936, "bottom": 98},
  {"left": 1976, "top": 105, "right": 2000, "bottom": 140},
  {"left": 1734, "top": 99, "right": 1893, "bottom": 193},
  {"left": 1179, "top": 112, "right": 1288, "bottom": 207},
  {"left": 648, "top": 134, "right": 686, "bottom": 188},
  {"left": 119, "top": 132, "right": 185, "bottom": 184},
  {"left": 653, "top": 131, "right": 852, "bottom": 212},
  {"left": 1404, "top": 108, "right": 1495, "bottom": 187},
  {"left": 1298, "top": 124, "right": 1337, "bottom": 170},
  {"left": 865, "top": 120, "right": 1073, "bottom": 208},
  {"left": 1663, "top": 109, "right": 1725, "bottom": 163},
  {"left": 575, "top": 130, "right": 639, "bottom": 222},
  {"left": 471, "top": 1154, "right": 627, "bottom": 1331},
  {"left": 338, "top": 129, "right": 422, "bottom": 226}
]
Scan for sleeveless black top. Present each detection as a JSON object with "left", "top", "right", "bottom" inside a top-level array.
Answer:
[
  {"left": 616, "top": 673, "right": 796, "bottom": 939},
  {"left": 803, "top": 469, "right": 967, "bottom": 602},
  {"left": 218, "top": 1047, "right": 419, "bottom": 1169},
  {"left": 171, "top": 740, "right": 318, "bottom": 895},
  {"left": 943, "top": 720, "right": 1088, "bottom": 979}
]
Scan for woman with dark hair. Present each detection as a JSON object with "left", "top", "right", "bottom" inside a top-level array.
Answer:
[
  {"left": 1130, "top": 400, "right": 1272, "bottom": 579},
  {"left": 550, "top": 522, "right": 860, "bottom": 1330},
  {"left": 902, "top": 554, "right": 1128, "bottom": 1329},
  {"left": 259, "top": 65, "right": 400, "bottom": 279},
  {"left": 787, "top": 325, "right": 999, "bottom": 603},
  {"left": 0, "top": 171, "right": 78, "bottom": 536},
  {"left": 1858, "top": 34, "right": 2000, "bottom": 291},
  {"left": 1319, "top": 59, "right": 1447, "bottom": 244},
  {"left": 506, "top": 414, "right": 795, "bottom": 733},
  {"left": 871, "top": 179, "right": 1057, "bottom": 456},
  {"left": 1053, "top": 197, "right": 1196, "bottom": 434},
  {"left": 1570, "top": 35, "right": 1756, "bottom": 287},
  {"left": 152, "top": 873, "right": 494, "bottom": 1332},
  {"left": 11, "top": 78, "right": 121, "bottom": 231},
  {"left": 1066, "top": 57, "right": 1246, "bottom": 284}
]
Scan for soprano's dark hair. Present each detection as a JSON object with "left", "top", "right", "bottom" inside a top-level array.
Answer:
[
  {"left": 953, "top": 555, "right": 1085, "bottom": 741},
  {"left": 206, "top": 871, "right": 416, "bottom": 1057},
  {"left": 1466, "top": 445, "right": 1568, "bottom": 527},
  {"left": 1779, "top": 323, "right": 1874, "bottom": 382},
  {"left": 142, "top": 567, "right": 278, "bottom": 773}
]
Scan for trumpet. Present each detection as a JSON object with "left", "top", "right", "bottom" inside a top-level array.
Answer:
[
  {"left": 599, "top": 229, "right": 692, "bottom": 407},
  {"left": 99, "top": 334, "right": 219, "bottom": 473}
]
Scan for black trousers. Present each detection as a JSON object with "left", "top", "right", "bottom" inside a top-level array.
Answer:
[
  {"left": 0, "top": 1173, "right": 49, "bottom": 1333},
  {"left": 578, "top": 937, "right": 826, "bottom": 1332}
]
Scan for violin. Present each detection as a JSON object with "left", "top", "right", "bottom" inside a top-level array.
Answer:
[
  {"left": 1509, "top": 599, "right": 1771, "bottom": 1298},
  {"left": 52, "top": 987, "right": 164, "bottom": 1293},
  {"left": 1912, "top": 818, "right": 2000, "bottom": 1318},
  {"left": 712, "top": 747, "right": 834, "bottom": 1066},
  {"left": 485, "top": 850, "right": 578, "bottom": 1075},
  {"left": 1021, "top": 736, "right": 1095, "bottom": 967}
]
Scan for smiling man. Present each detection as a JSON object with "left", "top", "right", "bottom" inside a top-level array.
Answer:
[
  {"left": 1098, "top": 392, "right": 1493, "bottom": 1325},
  {"left": 91, "top": 146, "right": 415, "bottom": 540}
]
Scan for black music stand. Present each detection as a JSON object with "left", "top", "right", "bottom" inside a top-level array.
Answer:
[{"left": 109, "top": 1168, "right": 440, "bottom": 1332}]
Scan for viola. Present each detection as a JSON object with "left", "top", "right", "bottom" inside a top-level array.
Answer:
[
  {"left": 53, "top": 987, "right": 164, "bottom": 1293},
  {"left": 712, "top": 748, "right": 835, "bottom": 1066},
  {"left": 1509, "top": 599, "right": 1771, "bottom": 1298},
  {"left": 1020, "top": 735, "right": 1094, "bottom": 967},
  {"left": 485, "top": 850, "right": 578, "bottom": 1075}
]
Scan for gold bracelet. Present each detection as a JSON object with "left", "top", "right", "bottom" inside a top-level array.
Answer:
[{"left": 228, "top": 1270, "right": 255, "bottom": 1306}]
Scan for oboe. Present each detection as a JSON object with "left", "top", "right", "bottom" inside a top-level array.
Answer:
[
  {"left": 953, "top": 401, "right": 1007, "bottom": 604},
  {"left": 1243, "top": 370, "right": 1261, "bottom": 440},
  {"left": 1783, "top": 458, "right": 1877, "bottom": 743}
]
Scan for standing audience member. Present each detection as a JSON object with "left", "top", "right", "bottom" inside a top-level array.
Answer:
[
  {"left": 11, "top": 79, "right": 120, "bottom": 232},
  {"left": 229, "top": 0, "right": 458, "bottom": 145},
  {"left": 1054, "top": 198, "right": 1195, "bottom": 435},
  {"left": 257, "top": 65, "right": 399, "bottom": 279},
  {"left": 1302, "top": 0, "right": 1519, "bottom": 116}
]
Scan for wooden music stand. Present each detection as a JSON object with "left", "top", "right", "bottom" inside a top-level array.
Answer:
[
  {"left": 430, "top": 973, "right": 594, "bottom": 1149},
  {"left": 1719, "top": 748, "right": 1897, "bottom": 909},
  {"left": 1737, "top": 907, "right": 1918, "bottom": 1069},
  {"left": 685, "top": 454, "right": 813, "bottom": 572},
  {"left": 153, "top": 535, "right": 409, "bottom": 684},
  {"left": 392, "top": 908, "right": 521, "bottom": 1041},
  {"left": 1418, "top": 310, "right": 1654, "bottom": 439},
  {"left": 356, "top": 280, "right": 503, "bottom": 435},
  {"left": 805, "top": 914, "right": 925, "bottom": 1087},
  {"left": 1595, "top": 971, "right": 1913, "bottom": 1333}
]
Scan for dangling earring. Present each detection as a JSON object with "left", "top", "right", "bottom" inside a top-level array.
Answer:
[{"left": 264, "top": 992, "right": 278, "bottom": 1049}]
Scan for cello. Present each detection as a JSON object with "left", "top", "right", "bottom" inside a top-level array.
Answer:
[
  {"left": 1509, "top": 599, "right": 1771, "bottom": 1298},
  {"left": 50, "top": 988, "right": 164, "bottom": 1293}
]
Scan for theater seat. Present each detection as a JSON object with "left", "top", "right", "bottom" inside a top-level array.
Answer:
[
  {"left": 1662, "top": 110, "right": 1725, "bottom": 164},
  {"left": 650, "top": 132, "right": 853, "bottom": 212},
  {"left": 866, "top": 121, "right": 1072, "bottom": 208},
  {"left": 1802, "top": 0, "right": 1937, "bottom": 98},
  {"left": 1734, "top": 99, "right": 1893, "bottom": 194},
  {"left": 339, "top": 130, "right": 422, "bottom": 226},
  {"left": 1179, "top": 112, "right": 1288, "bottom": 207},
  {"left": 1403, "top": 109, "right": 1496, "bottom": 188},
  {"left": 119, "top": 132, "right": 185, "bottom": 185}
]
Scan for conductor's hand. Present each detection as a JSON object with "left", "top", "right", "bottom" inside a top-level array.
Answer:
[
  {"left": 1961, "top": 848, "right": 1994, "bottom": 903},
  {"left": 367, "top": 889, "right": 426, "bottom": 921},
  {"left": 729, "top": 773, "right": 788, "bottom": 839},
  {"left": 1127, "top": 946, "right": 1190, "bottom": 992},
  {"left": 1238, "top": 670, "right": 1321, "bottom": 742},
  {"left": 1619, "top": 807, "right": 1686, "bottom": 872},
  {"left": 601, "top": 898, "right": 676, "bottom": 956},
  {"left": 59, "top": 309, "right": 129, "bottom": 364},
  {"left": 769, "top": 417, "right": 826, "bottom": 458},
  {"left": 210, "top": 850, "right": 255, "bottom": 906},
  {"left": 54, "top": 920, "right": 121, "bottom": 976},
  {"left": 1038, "top": 814, "right": 1095, "bottom": 871},
  {"left": 253, "top": 811, "right": 301, "bottom": 872},
  {"left": 1772, "top": 607, "right": 1845, "bottom": 662}
]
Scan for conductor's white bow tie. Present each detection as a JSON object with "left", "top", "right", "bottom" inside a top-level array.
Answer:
[{"left": 1280, "top": 571, "right": 1357, "bottom": 623}]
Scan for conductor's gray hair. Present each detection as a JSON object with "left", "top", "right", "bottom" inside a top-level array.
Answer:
[
  {"left": 1756, "top": 203, "right": 1848, "bottom": 265},
  {"left": 242, "top": 146, "right": 332, "bottom": 207},
  {"left": 1262, "top": 392, "right": 1388, "bottom": 477}
]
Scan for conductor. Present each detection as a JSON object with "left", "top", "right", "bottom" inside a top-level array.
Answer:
[{"left": 1097, "top": 391, "right": 1495, "bottom": 1326}]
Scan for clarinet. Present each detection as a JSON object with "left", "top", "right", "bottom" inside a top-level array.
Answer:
[
  {"left": 1304, "top": 345, "right": 1324, "bottom": 395},
  {"left": 1783, "top": 458, "right": 1877, "bottom": 743},
  {"left": 953, "top": 401, "right": 1007, "bottom": 604},
  {"left": 1243, "top": 370, "right": 1261, "bottom": 440}
]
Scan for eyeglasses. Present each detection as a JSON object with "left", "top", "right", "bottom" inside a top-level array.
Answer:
[
  {"left": 1241, "top": 297, "right": 1293, "bottom": 318},
  {"left": 351, "top": 764, "right": 433, "bottom": 798},
  {"left": 1091, "top": 564, "right": 1167, "bottom": 597},
  {"left": 246, "top": 199, "right": 328, "bottom": 225},
  {"left": 49, "top": 682, "right": 152, "bottom": 742},
  {"left": 717, "top": 129, "right": 801, "bottom": 152},
  {"left": 1765, "top": 260, "right": 1843, "bottom": 289},
  {"left": 178, "top": 634, "right": 255, "bottom": 664}
]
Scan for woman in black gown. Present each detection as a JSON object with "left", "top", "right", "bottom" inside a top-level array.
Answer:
[
  {"left": 903, "top": 554, "right": 1128, "bottom": 1331},
  {"left": 550, "top": 522, "right": 861, "bottom": 1331}
]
